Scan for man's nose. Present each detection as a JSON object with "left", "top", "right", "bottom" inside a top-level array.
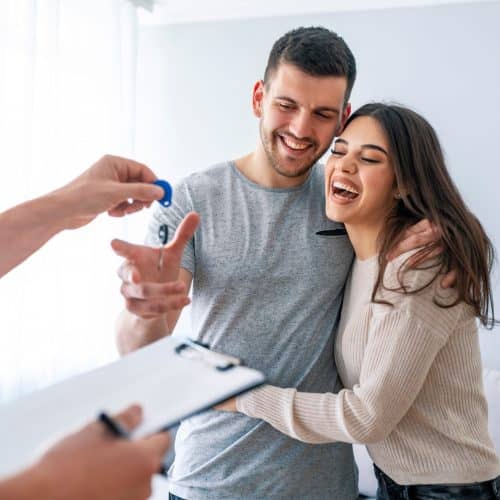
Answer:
[{"left": 288, "top": 111, "right": 313, "bottom": 140}]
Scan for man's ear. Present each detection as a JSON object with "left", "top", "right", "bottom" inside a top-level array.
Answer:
[
  {"left": 340, "top": 102, "right": 351, "bottom": 130},
  {"left": 252, "top": 80, "right": 265, "bottom": 118}
]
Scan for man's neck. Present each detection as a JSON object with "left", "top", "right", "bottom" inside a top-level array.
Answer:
[{"left": 234, "top": 148, "right": 311, "bottom": 189}]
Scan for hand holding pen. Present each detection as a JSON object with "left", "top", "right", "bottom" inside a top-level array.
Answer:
[
  {"left": 99, "top": 410, "right": 169, "bottom": 476},
  {"left": 35, "top": 405, "right": 170, "bottom": 500}
]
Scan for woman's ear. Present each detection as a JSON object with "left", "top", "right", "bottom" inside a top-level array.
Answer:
[
  {"left": 394, "top": 186, "right": 408, "bottom": 200},
  {"left": 252, "top": 80, "right": 265, "bottom": 118}
]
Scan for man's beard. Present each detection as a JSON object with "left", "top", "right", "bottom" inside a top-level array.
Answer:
[{"left": 259, "top": 122, "right": 326, "bottom": 179}]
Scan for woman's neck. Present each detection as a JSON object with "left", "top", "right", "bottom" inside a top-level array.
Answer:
[{"left": 344, "top": 222, "right": 383, "bottom": 261}]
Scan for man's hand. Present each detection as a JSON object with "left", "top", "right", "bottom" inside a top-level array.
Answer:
[
  {"left": 387, "top": 219, "right": 456, "bottom": 288},
  {"left": 34, "top": 405, "right": 170, "bottom": 500},
  {"left": 112, "top": 212, "right": 200, "bottom": 320},
  {"left": 56, "top": 155, "right": 165, "bottom": 230}
]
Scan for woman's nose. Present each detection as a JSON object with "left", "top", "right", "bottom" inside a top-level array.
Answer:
[{"left": 338, "top": 155, "right": 357, "bottom": 173}]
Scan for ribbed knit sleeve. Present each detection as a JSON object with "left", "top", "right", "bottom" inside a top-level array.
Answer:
[{"left": 237, "top": 254, "right": 459, "bottom": 444}]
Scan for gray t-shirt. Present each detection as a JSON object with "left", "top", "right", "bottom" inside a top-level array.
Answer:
[{"left": 147, "top": 161, "right": 357, "bottom": 499}]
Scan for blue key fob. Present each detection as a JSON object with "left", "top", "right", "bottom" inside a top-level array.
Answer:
[{"left": 153, "top": 179, "right": 173, "bottom": 207}]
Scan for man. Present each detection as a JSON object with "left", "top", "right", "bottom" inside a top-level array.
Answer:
[
  {"left": 115, "top": 27, "right": 358, "bottom": 499},
  {"left": 0, "top": 155, "right": 185, "bottom": 499},
  {"left": 114, "top": 27, "right": 439, "bottom": 499}
]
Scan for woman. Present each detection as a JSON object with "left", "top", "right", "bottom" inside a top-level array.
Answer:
[{"left": 221, "top": 103, "right": 500, "bottom": 499}]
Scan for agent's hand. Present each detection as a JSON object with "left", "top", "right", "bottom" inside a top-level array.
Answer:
[
  {"left": 387, "top": 219, "right": 456, "bottom": 288},
  {"left": 36, "top": 405, "right": 170, "bottom": 500},
  {"left": 112, "top": 212, "right": 200, "bottom": 320},
  {"left": 56, "top": 155, "right": 165, "bottom": 230}
]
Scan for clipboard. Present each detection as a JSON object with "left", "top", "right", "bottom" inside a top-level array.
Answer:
[{"left": 0, "top": 336, "right": 266, "bottom": 477}]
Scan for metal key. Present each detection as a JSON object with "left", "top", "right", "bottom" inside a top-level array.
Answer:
[{"left": 157, "top": 224, "right": 169, "bottom": 272}]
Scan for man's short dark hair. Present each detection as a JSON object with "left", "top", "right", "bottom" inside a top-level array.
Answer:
[{"left": 264, "top": 26, "right": 356, "bottom": 104}]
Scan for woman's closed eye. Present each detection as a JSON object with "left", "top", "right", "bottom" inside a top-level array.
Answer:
[
  {"left": 361, "top": 157, "right": 380, "bottom": 164},
  {"left": 331, "top": 148, "right": 346, "bottom": 157}
]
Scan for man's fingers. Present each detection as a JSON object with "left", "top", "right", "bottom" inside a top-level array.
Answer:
[
  {"left": 402, "top": 219, "right": 433, "bottom": 236},
  {"left": 111, "top": 239, "right": 150, "bottom": 261},
  {"left": 388, "top": 230, "right": 437, "bottom": 260},
  {"left": 388, "top": 234, "right": 426, "bottom": 260},
  {"left": 112, "top": 404, "right": 143, "bottom": 432},
  {"left": 441, "top": 269, "right": 457, "bottom": 289},
  {"left": 117, "top": 261, "right": 142, "bottom": 284},
  {"left": 406, "top": 245, "right": 443, "bottom": 268},
  {"left": 124, "top": 296, "right": 191, "bottom": 317},
  {"left": 120, "top": 280, "right": 186, "bottom": 300},
  {"left": 168, "top": 212, "right": 200, "bottom": 253}
]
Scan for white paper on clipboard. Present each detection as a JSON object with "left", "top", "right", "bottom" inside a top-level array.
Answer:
[{"left": 0, "top": 336, "right": 266, "bottom": 477}]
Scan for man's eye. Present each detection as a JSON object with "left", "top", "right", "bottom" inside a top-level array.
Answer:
[{"left": 278, "top": 103, "right": 293, "bottom": 110}]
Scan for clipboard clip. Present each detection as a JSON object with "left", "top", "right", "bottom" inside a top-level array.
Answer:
[{"left": 175, "top": 339, "right": 242, "bottom": 371}]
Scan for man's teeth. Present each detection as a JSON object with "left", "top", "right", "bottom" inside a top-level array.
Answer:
[
  {"left": 333, "top": 181, "right": 359, "bottom": 195},
  {"left": 282, "top": 136, "right": 309, "bottom": 150}
]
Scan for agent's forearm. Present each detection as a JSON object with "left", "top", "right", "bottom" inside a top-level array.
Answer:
[
  {"left": 0, "top": 463, "right": 58, "bottom": 500},
  {"left": 0, "top": 190, "right": 74, "bottom": 279}
]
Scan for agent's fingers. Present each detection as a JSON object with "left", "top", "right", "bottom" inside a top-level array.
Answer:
[
  {"left": 108, "top": 155, "right": 158, "bottom": 184},
  {"left": 117, "top": 183, "right": 164, "bottom": 204},
  {"left": 167, "top": 212, "right": 200, "bottom": 254},
  {"left": 112, "top": 404, "right": 143, "bottom": 432},
  {"left": 137, "top": 432, "right": 171, "bottom": 462},
  {"left": 108, "top": 200, "right": 150, "bottom": 218}
]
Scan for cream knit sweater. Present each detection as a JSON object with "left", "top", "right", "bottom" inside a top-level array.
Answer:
[{"left": 237, "top": 252, "right": 500, "bottom": 485}]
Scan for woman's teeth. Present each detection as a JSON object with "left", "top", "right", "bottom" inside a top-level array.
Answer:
[{"left": 332, "top": 181, "right": 359, "bottom": 199}]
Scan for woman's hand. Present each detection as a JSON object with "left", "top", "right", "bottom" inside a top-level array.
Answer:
[{"left": 214, "top": 397, "right": 238, "bottom": 412}]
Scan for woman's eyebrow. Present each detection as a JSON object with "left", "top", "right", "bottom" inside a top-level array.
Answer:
[{"left": 361, "top": 144, "right": 388, "bottom": 155}]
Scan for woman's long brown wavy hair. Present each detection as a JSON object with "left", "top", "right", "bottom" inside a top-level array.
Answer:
[{"left": 345, "top": 103, "right": 496, "bottom": 328}]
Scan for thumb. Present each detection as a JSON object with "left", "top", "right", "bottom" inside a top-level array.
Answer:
[
  {"left": 116, "top": 183, "right": 164, "bottom": 203},
  {"left": 112, "top": 404, "right": 143, "bottom": 432},
  {"left": 169, "top": 212, "right": 200, "bottom": 252}
]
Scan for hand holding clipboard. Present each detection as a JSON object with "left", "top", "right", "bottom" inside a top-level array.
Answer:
[{"left": 0, "top": 336, "right": 265, "bottom": 478}]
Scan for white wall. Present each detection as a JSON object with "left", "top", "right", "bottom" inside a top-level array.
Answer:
[{"left": 135, "top": 1, "right": 500, "bottom": 366}]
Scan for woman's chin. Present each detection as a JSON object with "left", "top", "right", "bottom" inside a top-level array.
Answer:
[{"left": 326, "top": 206, "right": 352, "bottom": 224}]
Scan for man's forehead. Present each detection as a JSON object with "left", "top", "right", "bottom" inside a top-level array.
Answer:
[{"left": 267, "top": 63, "right": 347, "bottom": 109}]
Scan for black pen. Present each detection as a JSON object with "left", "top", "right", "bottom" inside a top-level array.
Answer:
[{"left": 98, "top": 411, "right": 168, "bottom": 476}]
